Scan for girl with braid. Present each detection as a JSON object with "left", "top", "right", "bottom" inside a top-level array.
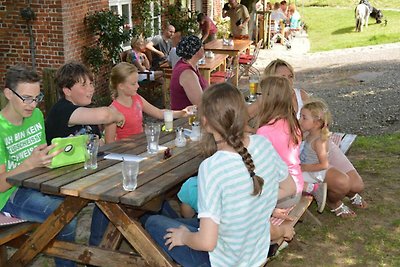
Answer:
[{"left": 145, "top": 83, "right": 296, "bottom": 267}]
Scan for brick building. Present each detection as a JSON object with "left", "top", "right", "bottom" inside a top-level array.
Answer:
[{"left": 0, "top": 0, "right": 225, "bottom": 109}]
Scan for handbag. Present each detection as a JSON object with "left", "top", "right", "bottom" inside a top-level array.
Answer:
[{"left": 49, "top": 135, "right": 89, "bottom": 168}]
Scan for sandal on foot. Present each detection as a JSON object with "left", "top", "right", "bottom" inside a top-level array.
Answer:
[
  {"left": 330, "top": 203, "right": 356, "bottom": 218},
  {"left": 350, "top": 193, "right": 368, "bottom": 209}
]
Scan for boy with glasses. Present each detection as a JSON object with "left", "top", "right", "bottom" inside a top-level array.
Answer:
[{"left": 0, "top": 65, "right": 77, "bottom": 267}]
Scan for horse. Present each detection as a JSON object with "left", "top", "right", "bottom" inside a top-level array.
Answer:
[{"left": 355, "top": 3, "right": 370, "bottom": 32}]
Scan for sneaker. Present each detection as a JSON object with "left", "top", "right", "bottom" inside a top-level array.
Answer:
[{"left": 312, "top": 183, "right": 327, "bottom": 213}]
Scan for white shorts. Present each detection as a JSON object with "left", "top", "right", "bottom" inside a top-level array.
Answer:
[{"left": 302, "top": 170, "right": 327, "bottom": 183}]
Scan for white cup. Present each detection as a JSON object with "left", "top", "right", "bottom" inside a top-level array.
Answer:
[
  {"left": 163, "top": 110, "right": 174, "bottom": 132},
  {"left": 122, "top": 160, "right": 139, "bottom": 191},
  {"left": 84, "top": 134, "right": 99, "bottom": 170},
  {"left": 145, "top": 123, "right": 161, "bottom": 154}
]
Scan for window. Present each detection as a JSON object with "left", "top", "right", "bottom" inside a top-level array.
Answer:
[
  {"left": 109, "top": 0, "right": 132, "bottom": 49},
  {"left": 148, "top": 0, "right": 161, "bottom": 37}
]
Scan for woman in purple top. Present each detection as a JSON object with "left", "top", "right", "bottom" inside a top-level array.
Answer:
[{"left": 170, "top": 35, "right": 209, "bottom": 110}]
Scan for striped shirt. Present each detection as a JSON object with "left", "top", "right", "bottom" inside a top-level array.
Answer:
[{"left": 198, "top": 135, "right": 288, "bottom": 267}]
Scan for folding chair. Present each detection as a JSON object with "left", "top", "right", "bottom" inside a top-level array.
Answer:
[{"left": 238, "top": 39, "right": 263, "bottom": 78}]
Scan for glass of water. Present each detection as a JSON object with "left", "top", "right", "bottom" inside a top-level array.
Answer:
[
  {"left": 122, "top": 160, "right": 139, "bottom": 191},
  {"left": 145, "top": 123, "right": 161, "bottom": 154}
]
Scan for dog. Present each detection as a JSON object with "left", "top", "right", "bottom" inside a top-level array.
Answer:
[
  {"left": 355, "top": 3, "right": 370, "bottom": 32},
  {"left": 370, "top": 7, "right": 383, "bottom": 24}
]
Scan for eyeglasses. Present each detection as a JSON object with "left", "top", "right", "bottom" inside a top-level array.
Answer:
[{"left": 10, "top": 89, "right": 44, "bottom": 104}]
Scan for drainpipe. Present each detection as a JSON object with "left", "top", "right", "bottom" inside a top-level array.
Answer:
[{"left": 20, "top": 5, "right": 36, "bottom": 71}]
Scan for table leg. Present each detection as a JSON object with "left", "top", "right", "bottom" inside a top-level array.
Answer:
[
  {"left": 7, "top": 196, "right": 89, "bottom": 267},
  {"left": 96, "top": 201, "right": 177, "bottom": 267}
]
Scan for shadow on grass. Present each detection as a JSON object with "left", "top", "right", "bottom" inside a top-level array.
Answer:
[{"left": 332, "top": 26, "right": 356, "bottom": 35}]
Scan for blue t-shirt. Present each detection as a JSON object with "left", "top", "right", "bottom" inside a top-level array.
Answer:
[{"left": 177, "top": 176, "right": 198, "bottom": 213}]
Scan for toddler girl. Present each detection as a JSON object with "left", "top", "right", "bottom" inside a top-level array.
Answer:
[{"left": 299, "top": 99, "right": 367, "bottom": 218}]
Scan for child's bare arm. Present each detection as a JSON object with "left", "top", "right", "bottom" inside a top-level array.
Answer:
[{"left": 180, "top": 203, "right": 196, "bottom": 218}]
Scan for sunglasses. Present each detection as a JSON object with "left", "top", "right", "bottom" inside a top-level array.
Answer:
[{"left": 10, "top": 89, "right": 44, "bottom": 104}]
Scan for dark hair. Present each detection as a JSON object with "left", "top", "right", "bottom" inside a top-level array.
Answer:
[
  {"left": 280, "top": 0, "right": 287, "bottom": 5},
  {"left": 55, "top": 61, "right": 93, "bottom": 97},
  {"left": 4, "top": 65, "right": 40, "bottom": 92},
  {"left": 200, "top": 82, "right": 264, "bottom": 196},
  {"left": 197, "top": 13, "right": 205, "bottom": 23}
]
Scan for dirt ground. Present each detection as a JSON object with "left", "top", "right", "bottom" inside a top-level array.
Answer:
[{"left": 25, "top": 37, "right": 400, "bottom": 266}]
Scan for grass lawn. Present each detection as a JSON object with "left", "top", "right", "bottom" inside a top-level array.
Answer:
[
  {"left": 301, "top": 7, "right": 400, "bottom": 52},
  {"left": 269, "top": 133, "right": 400, "bottom": 266}
]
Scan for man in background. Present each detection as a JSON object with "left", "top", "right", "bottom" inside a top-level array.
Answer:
[
  {"left": 146, "top": 24, "right": 176, "bottom": 69},
  {"left": 223, "top": 0, "right": 250, "bottom": 39}
]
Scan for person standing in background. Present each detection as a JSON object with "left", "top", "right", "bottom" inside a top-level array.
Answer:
[{"left": 223, "top": 0, "right": 250, "bottom": 39}]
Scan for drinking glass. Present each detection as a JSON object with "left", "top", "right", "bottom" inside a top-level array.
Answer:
[
  {"left": 187, "top": 106, "right": 197, "bottom": 126},
  {"left": 163, "top": 110, "right": 174, "bottom": 132},
  {"left": 122, "top": 160, "right": 139, "bottom": 191},
  {"left": 84, "top": 134, "right": 99, "bottom": 170},
  {"left": 145, "top": 123, "right": 161, "bottom": 154}
]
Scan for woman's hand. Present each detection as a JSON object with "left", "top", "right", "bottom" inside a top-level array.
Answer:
[
  {"left": 25, "top": 144, "right": 61, "bottom": 168},
  {"left": 164, "top": 225, "right": 190, "bottom": 250}
]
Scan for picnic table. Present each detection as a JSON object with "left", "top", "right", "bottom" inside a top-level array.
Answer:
[
  {"left": 5, "top": 118, "right": 201, "bottom": 267},
  {"left": 204, "top": 39, "right": 253, "bottom": 86}
]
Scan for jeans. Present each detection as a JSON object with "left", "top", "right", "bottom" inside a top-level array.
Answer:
[
  {"left": 88, "top": 205, "right": 109, "bottom": 246},
  {"left": 2, "top": 187, "right": 77, "bottom": 267},
  {"left": 145, "top": 215, "right": 210, "bottom": 267}
]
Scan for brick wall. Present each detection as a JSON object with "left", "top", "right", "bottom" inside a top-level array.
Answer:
[{"left": 0, "top": 0, "right": 108, "bottom": 104}]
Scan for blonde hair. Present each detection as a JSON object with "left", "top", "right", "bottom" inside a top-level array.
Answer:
[
  {"left": 288, "top": 3, "right": 297, "bottom": 13},
  {"left": 109, "top": 62, "right": 138, "bottom": 98},
  {"left": 200, "top": 83, "right": 264, "bottom": 196},
  {"left": 302, "top": 99, "right": 332, "bottom": 141},
  {"left": 263, "top": 59, "right": 295, "bottom": 80},
  {"left": 130, "top": 36, "right": 144, "bottom": 50},
  {"left": 257, "top": 76, "right": 301, "bottom": 145}
]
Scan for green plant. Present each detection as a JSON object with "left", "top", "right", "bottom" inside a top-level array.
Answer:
[
  {"left": 164, "top": 3, "right": 199, "bottom": 36},
  {"left": 132, "top": 0, "right": 161, "bottom": 38},
  {"left": 215, "top": 17, "right": 231, "bottom": 39},
  {"left": 83, "top": 10, "right": 135, "bottom": 72}
]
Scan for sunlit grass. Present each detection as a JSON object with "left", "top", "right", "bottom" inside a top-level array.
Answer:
[{"left": 301, "top": 8, "right": 400, "bottom": 52}]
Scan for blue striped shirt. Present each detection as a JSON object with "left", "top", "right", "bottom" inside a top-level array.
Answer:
[{"left": 198, "top": 135, "right": 288, "bottom": 267}]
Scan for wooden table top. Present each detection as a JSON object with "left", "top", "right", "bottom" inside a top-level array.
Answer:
[
  {"left": 204, "top": 39, "right": 253, "bottom": 53},
  {"left": 7, "top": 118, "right": 203, "bottom": 208},
  {"left": 160, "top": 53, "right": 228, "bottom": 71}
]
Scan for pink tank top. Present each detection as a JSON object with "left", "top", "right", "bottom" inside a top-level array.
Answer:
[
  {"left": 170, "top": 59, "right": 208, "bottom": 110},
  {"left": 111, "top": 94, "right": 143, "bottom": 140}
]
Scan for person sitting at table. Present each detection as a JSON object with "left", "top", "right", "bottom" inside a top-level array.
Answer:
[
  {"left": 0, "top": 65, "right": 77, "bottom": 267},
  {"left": 126, "top": 36, "right": 164, "bottom": 82},
  {"left": 45, "top": 61, "right": 125, "bottom": 248},
  {"left": 145, "top": 82, "right": 296, "bottom": 266},
  {"left": 197, "top": 13, "right": 218, "bottom": 44},
  {"left": 288, "top": 3, "right": 301, "bottom": 36},
  {"left": 104, "top": 62, "right": 188, "bottom": 143},
  {"left": 167, "top": 31, "right": 182, "bottom": 68},
  {"left": 170, "top": 35, "right": 208, "bottom": 110},
  {"left": 223, "top": 0, "right": 250, "bottom": 39},
  {"left": 145, "top": 24, "right": 176, "bottom": 69}
]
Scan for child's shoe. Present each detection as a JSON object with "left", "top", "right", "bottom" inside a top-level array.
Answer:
[{"left": 312, "top": 183, "right": 327, "bottom": 213}]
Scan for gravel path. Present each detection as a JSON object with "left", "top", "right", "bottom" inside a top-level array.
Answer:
[{"left": 253, "top": 35, "right": 400, "bottom": 136}]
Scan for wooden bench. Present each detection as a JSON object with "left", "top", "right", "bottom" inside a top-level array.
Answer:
[{"left": 0, "top": 222, "right": 38, "bottom": 265}]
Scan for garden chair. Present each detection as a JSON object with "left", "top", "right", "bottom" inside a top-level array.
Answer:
[
  {"left": 269, "top": 20, "right": 291, "bottom": 49},
  {"left": 238, "top": 39, "right": 263, "bottom": 78},
  {"left": 209, "top": 57, "right": 236, "bottom": 84}
]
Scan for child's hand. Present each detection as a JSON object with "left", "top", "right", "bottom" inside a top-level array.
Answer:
[
  {"left": 281, "top": 224, "right": 295, "bottom": 241},
  {"left": 182, "top": 105, "right": 196, "bottom": 117},
  {"left": 272, "top": 208, "right": 294, "bottom": 221},
  {"left": 26, "top": 144, "right": 61, "bottom": 168},
  {"left": 164, "top": 225, "right": 190, "bottom": 250}
]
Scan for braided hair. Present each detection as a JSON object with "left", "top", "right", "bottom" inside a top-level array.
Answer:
[{"left": 199, "top": 83, "right": 264, "bottom": 196}]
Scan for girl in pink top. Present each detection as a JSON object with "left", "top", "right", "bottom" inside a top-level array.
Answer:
[
  {"left": 256, "top": 76, "right": 328, "bottom": 217},
  {"left": 104, "top": 62, "right": 188, "bottom": 143},
  {"left": 256, "top": 76, "right": 303, "bottom": 203}
]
